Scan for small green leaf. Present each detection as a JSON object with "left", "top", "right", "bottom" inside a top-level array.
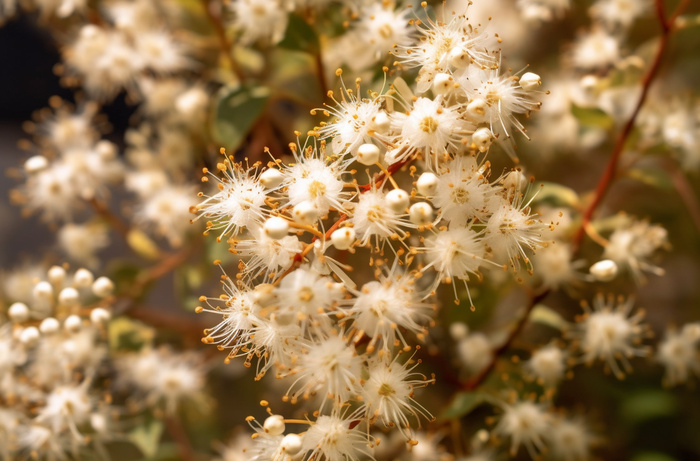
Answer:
[
  {"left": 531, "top": 181, "right": 580, "bottom": 208},
  {"left": 529, "top": 304, "right": 568, "bottom": 331},
  {"left": 127, "top": 229, "right": 162, "bottom": 261},
  {"left": 212, "top": 84, "right": 271, "bottom": 150},
  {"left": 108, "top": 317, "right": 154, "bottom": 352},
  {"left": 441, "top": 391, "right": 496, "bottom": 420},
  {"left": 621, "top": 390, "right": 678, "bottom": 424},
  {"left": 279, "top": 14, "right": 319, "bottom": 54},
  {"left": 129, "top": 419, "right": 164, "bottom": 459},
  {"left": 627, "top": 168, "right": 673, "bottom": 191},
  {"left": 631, "top": 452, "right": 679, "bottom": 461},
  {"left": 572, "top": 104, "right": 614, "bottom": 129}
]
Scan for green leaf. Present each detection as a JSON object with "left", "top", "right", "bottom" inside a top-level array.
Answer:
[
  {"left": 631, "top": 452, "right": 679, "bottom": 461},
  {"left": 279, "top": 14, "right": 319, "bottom": 54},
  {"left": 571, "top": 104, "right": 614, "bottom": 129},
  {"left": 529, "top": 304, "right": 568, "bottom": 331},
  {"left": 108, "top": 317, "right": 154, "bottom": 352},
  {"left": 621, "top": 390, "right": 678, "bottom": 424},
  {"left": 530, "top": 181, "right": 580, "bottom": 208},
  {"left": 212, "top": 84, "right": 271, "bottom": 150},
  {"left": 127, "top": 229, "right": 162, "bottom": 261},
  {"left": 129, "top": 419, "right": 164, "bottom": 459},
  {"left": 441, "top": 391, "right": 496, "bottom": 420},
  {"left": 627, "top": 167, "right": 673, "bottom": 191}
]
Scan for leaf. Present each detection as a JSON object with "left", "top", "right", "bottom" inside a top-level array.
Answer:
[
  {"left": 571, "top": 104, "right": 614, "bottom": 129},
  {"left": 627, "top": 168, "right": 673, "bottom": 191},
  {"left": 108, "top": 317, "right": 155, "bottom": 352},
  {"left": 441, "top": 391, "right": 496, "bottom": 420},
  {"left": 529, "top": 304, "right": 568, "bottom": 331},
  {"left": 530, "top": 181, "right": 580, "bottom": 208},
  {"left": 212, "top": 84, "right": 271, "bottom": 150},
  {"left": 279, "top": 14, "right": 319, "bottom": 54},
  {"left": 127, "top": 229, "right": 162, "bottom": 261},
  {"left": 129, "top": 419, "right": 164, "bottom": 459},
  {"left": 621, "top": 390, "right": 678, "bottom": 424},
  {"left": 631, "top": 452, "right": 679, "bottom": 461}
]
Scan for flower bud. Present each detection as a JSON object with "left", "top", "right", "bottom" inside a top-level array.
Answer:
[
  {"left": 467, "top": 98, "right": 487, "bottom": 117},
  {"left": 8, "top": 302, "right": 30, "bottom": 323},
  {"left": 472, "top": 128, "right": 493, "bottom": 153},
  {"left": 33, "top": 281, "right": 53, "bottom": 300},
  {"left": 58, "top": 287, "right": 80, "bottom": 307},
  {"left": 90, "top": 307, "right": 111, "bottom": 325},
  {"left": 449, "top": 322, "right": 469, "bottom": 341},
  {"left": 48, "top": 265, "right": 66, "bottom": 285},
  {"left": 40, "top": 317, "right": 60, "bottom": 334},
  {"left": 96, "top": 140, "right": 117, "bottom": 160},
  {"left": 92, "top": 277, "right": 115, "bottom": 297},
  {"left": 281, "top": 434, "right": 303, "bottom": 454},
  {"left": 260, "top": 169, "right": 284, "bottom": 189},
  {"left": 24, "top": 155, "right": 49, "bottom": 173},
  {"left": 293, "top": 201, "right": 319, "bottom": 225},
  {"left": 263, "top": 415, "right": 285, "bottom": 436},
  {"left": 20, "top": 326, "right": 40, "bottom": 346},
  {"left": 74, "top": 268, "right": 94, "bottom": 287},
  {"left": 331, "top": 228, "right": 356, "bottom": 250},
  {"left": 371, "top": 111, "right": 391, "bottom": 134},
  {"left": 356, "top": 143, "right": 380, "bottom": 166},
  {"left": 385, "top": 188, "right": 410, "bottom": 213},
  {"left": 264, "top": 217, "right": 289, "bottom": 240},
  {"left": 253, "top": 284, "right": 277, "bottom": 307},
  {"left": 519, "top": 72, "right": 542, "bottom": 90},
  {"left": 416, "top": 172, "right": 438, "bottom": 196},
  {"left": 64, "top": 314, "right": 82, "bottom": 333},
  {"left": 448, "top": 46, "right": 470, "bottom": 68},
  {"left": 433, "top": 72, "right": 454, "bottom": 95},
  {"left": 409, "top": 202, "right": 434, "bottom": 226},
  {"left": 589, "top": 259, "right": 618, "bottom": 282}
]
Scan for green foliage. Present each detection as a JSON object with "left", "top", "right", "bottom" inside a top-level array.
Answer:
[{"left": 212, "top": 84, "right": 271, "bottom": 150}]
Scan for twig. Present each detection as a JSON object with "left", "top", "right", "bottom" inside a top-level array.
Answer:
[
  {"left": 164, "top": 416, "right": 196, "bottom": 461},
  {"left": 200, "top": 0, "right": 245, "bottom": 82},
  {"left": 573, "top": 0, "right": 690, "bottom": 251},
  {"left": 460, "top": 289, "right": 550, "bottom": 390},
  {"left": 87, "top": 197, "right": 129, "bottom": 238}
]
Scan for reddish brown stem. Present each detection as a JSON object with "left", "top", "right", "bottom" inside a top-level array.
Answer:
[{"left": 573, "top": 0, "right": 689, "bottom": 251}]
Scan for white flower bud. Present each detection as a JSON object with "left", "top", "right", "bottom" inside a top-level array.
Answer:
[
  {"left": 33, "top": 281, "right": 53, "bottom": 300},
  {"left": 281, "top": 434, "right": 303, "bottom": 454},
  {"left": 8, "top": 302, "right": 30, "bottom": 323},
  {"left": 263, "top": 415, "right": 285, "bottom": 436},
  {"left": 293, "top": 201, "right": 318, "bottom": 225},
  {"left": 450, "top": 322, "right": 469, "bottom": 341},
  {"left": 472, "top": 128, "right": 494, "bottom": 153},
  {"left": 331, "top": 228, "right": 356, "bottom": 250},
  {"left": 92, "top": 277, "right": 115, "bottom": 298},
  {"left": 503, "top": 169, "right": 528, "bottom": 192},
  {"left": 91, "top": 414, "right": 108, "bottom": 433},
  {"left": 467, "top": 98, "right": 487, "bottom": 117},
  {"left": 264, "top": 217, "right": 289, "bottom": 240},
  {"left": 589, "top": 259, "right": 618, "bottom": 282},
  {"left": 96, "top": 140, "right": 117, "bottom": 160},
  {"left": 356, "top": 143, "right": 380, "bottom": 166},
  {"left": 175, "top": 87, "right": 208, "bottom": 116},
  {"left": 64, "top": 314, "right": 82, "bottom": 333},
  {"left": 448, "top": 46, "right": 470, "bottom": 68},
  {"left": 409, "top": 202, "right": 434, "bottom": 225},
  {"left": 416, "top": 172, "right": 439, "bottom": 197},
  {"left": 20, "top": 326, "right": 40, "bottom": 346},
  {"left": 371, "top": 110, "right": 391, "bottom": 134},
  {"left": 90, "top": 307, "right": 111, "bottom": 325},
  {"left": 580, "top": 75, "right": 598, "bottom": 92},
  {"left": 433, "top": 72, "right": 454, "bottom": 95},
  {"left": 519, "top": 72, "right": 542, "bottom": 90},
  {"left": 58, "top": 287, "right": 80, "bottom": 307},
  {"left": 260, "top": 168, "right": 284, "bottom": 189},
  {"left": 73, "top": 268, "right": 94, "bottom": 287},
  {"left": 40, "top": 317, "right": 60, "bottom": 334},
  {"left": 47, "top": 265, "right": 66, "bottom": 285},
  {"left": 385, "top": 189, "right": 410, "bottom": 213},
  {"left": 24, "top": 155, "right": 49, "bottom": 173}
]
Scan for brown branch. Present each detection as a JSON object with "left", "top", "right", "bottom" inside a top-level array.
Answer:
[
  {"left": 573, "top": 0, "right": 690, "bottom": 251},
  {"left": 87, "top": 197, "right": 129, "bottom": 238},
  {"left": 460, "top": 289, "right": 550, "bottom": 391},
  {"left": 201, "top": 0, "right": 244, "bottom": 82},
  {"left": 164, "top": 416, "right": 196, "bottom": 461},
  {"left": 314, "top": 48, "right": 329, "bottom": 99}
]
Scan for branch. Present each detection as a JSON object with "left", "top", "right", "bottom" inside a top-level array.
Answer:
[
  {"left": 87, "top": 197, "right": 129, "bottom": 238},
  {"left": 573, "top": 0, "right": 690, "bottom": 251},
  {"left": 201, "top": 0, "right": 245, "bottom": 82},
  {"left": 164, "top": 416, "right": 196, "bottom": 461}
]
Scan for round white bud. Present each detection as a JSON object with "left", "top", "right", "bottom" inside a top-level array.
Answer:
[
  {"left": 260, "top": 169, "right": 284, "bottom": 189},
  {"left": 8, "top": 302, "right": 30, "bottom": 323},
  {"left": 73, "top": 268, "right": 94, "bottom": 287},
  {"left": 40, "top": 317, "right": 60, "bottom": 334},
  {"left": 281, "top": 434, "right": 303, "bottom": 454},
  {"left": 91, "top": 414, "right": 108, "bottom": 433},
  {"left": 92, "top": 277, "right": 115, "bottom": 298},
  {"left": 519, "top": 72, "right": 542, "bottom": 91},
  {"left": 64, "top": 314, "right": 82, "bottom": 333},
  {"left": 263, "top": 415, "right": 285, "bottom": 436},
  {"left": 331, "top": 228, "right": 356, "bottom": 250},
  {"left": 58, "top": 287, "right": 80, "bottom": 307},
  {"left": 47, "top": 265, "right": 66, "bottom": 285},
  {"left": 24, "top": 155, "right": 49, "bottom": 173},
  {"left": 385, "top": 189, "right": 410, "bottom": 213},
  {"left": 409, "top": 202, "right": 434, "bottom": 226},
  {"left": 96, "top": 140, "right": 117, "bottom": 160},
  {"left": 467, "top": 98, "right": 487, "bottom": 117},
  {"left": 20, "top": 326, "right": 40, "bottom": 346},
  {"left": 33, "top": 281, "right": 53, "bottom": 300},
  {"left": 90, "top": 307, "right": 111, "bottom": 325},
  {"left": 263, "top": 217, "right": 289, "bottom": 240},
  {"left": 448, "top": 46, "right": 470, "bottom": 68},
  {"left": 356, "top": 143, "right": 380, "bottom": 166},
  {"left": 372, "top": 111, "right": 391, "bottom": 134},
  {"left": 416, "top": 172, "right": 439, "bottom": 197},
  {"left": 502, "top": 169, "right": 528, "bottom": 192},
  {"left": 580, "top": 74, "right": 599, "bottom": 92},
  {"left": 175, "top": 87, "right": 208, "bottom": 116},
  {"left": 433, "top": 72, "right": 454, "bottom": 95},
  {"left": 292, "top": 201, "right": 318, "bottom": 225},
  {"left": 589, "top": 259, "right": 618, "bottom": 282},
  {"left": 449, "top": 322, "right": 469, "bottom": 341},
  {"left": 472, "top": 128, "right": 493, "bottom": 153}
]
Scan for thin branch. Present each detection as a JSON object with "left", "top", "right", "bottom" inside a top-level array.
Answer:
[
  {"left": 87, "top": 197, "right": 129, "bottom": 238},
  {"left": 201, "top": 0, "right": 245, "bottom": 82},
  {"left": 573, "top": 0, "right": 690, "bottom": 251}
]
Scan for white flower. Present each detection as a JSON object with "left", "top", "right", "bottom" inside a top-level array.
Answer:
[
  {"left": 137, "top": 184, "right": 196, "bottom": 247},
  {"left": 590, "top": 0, "right": 649, "bottom": 30},
  {"left": 282, "top": 151, "right": 349, "bottom": 218},
  {"left": 547, "top": 415, "right": 594, "bottom": 461},
  {"left": 354, "top": 3, "right": 413, "bottom": 61},
  {"left": 58, "top": 223, "right": 109, "bottom": 268},
  {"left": 571, "top": 28, "right": 620, "bottom": 70},
  {"left": 494, "top": 400, "right": 551, "bottom": 457},
  {"left": 431, "top": 155, "right": 493, "bottom": 225},
  {"left": 456, "top": 332, "right": 493, "bottom": 375},
  {"left": 602, "top": 217, "right": 668, "bottom": 283},
  {"left": 229, "top": 0, "right": 289, "bottom": 46},
  {"left": 657, "top": 323, "right": 700, "bottom": 386},
  {"left": 302, "top": 413, "right": 373, "bottom": 461},
  {"left": 525, "top": 344, "right": 567, "bottom": 387},
  {"left": 350, "top": 188, "right": 408, "bottom": 248}
]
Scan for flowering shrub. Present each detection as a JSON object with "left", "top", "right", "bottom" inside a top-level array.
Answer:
[{"left": 1, "top": 0, "right": 700, "bottom": 460}]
